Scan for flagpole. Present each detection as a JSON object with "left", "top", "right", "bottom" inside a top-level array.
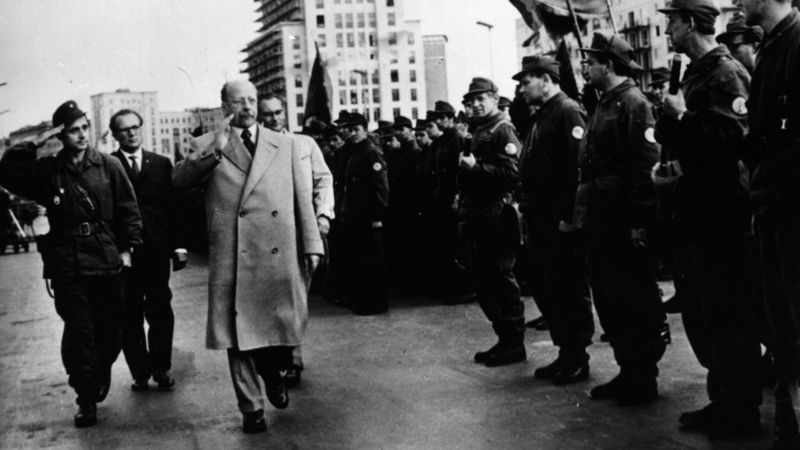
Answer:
[
  {"left": 604, "top": 0, "right": 618, "bottom": 33},
  {"left": 564, "top": 0, "right": 586, "bottom": 48}
]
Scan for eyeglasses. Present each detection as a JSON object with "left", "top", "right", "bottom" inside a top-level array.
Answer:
[
  {"left": 227, "top": 97, "right": 257, "bottom": 107},
  {"left": 116, "top": 124, "right": 140, "bottom": 134}
]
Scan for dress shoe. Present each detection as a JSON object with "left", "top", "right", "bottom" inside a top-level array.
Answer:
[
  {"left": 552, "top": 362, "right": 590, "bottom": 386},
  {"left": 282, "top": 364, "right": 303, "bottom": 388},
  {"left": 474, "top": 343, "right": 501, "bottom": 364},
  {"left": 679, "top": 403, "right": 721, "bottom": 430},
  {"left": 131, "top": 377, "right": 150, "bottom": 392},
  {"left": 483, "top": 344, "right": 526, "bottom": 367},
  {"left": 242, "top": 409, "right": 267, "bottom": 433},
  {"left": 153, "top": 371, "right": 175, "bottom": 391},
  {"left": 266, "top": 374, "right": 289, "bottom": 409},
  {"left": 74, "top": 402, "right": 97, "bottom": 428},
  {"left": 526, "top": 316, "right": 548, "bottom": 330},
  {"left": 534, "top": 358, "right": 563, "bottom": 380},
  {"left": 590, "top": 375, "right": 625, "bottom": 400}
]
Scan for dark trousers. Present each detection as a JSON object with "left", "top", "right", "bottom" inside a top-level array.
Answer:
[
  {"left": 322, "top": 220, "right": 350, "bottom": 300},
  {"left": 53, "top": 274, "right": 124, "bottom": 404},
  {"left": 343, "top": 221, "right": 387, "bottom": 313},
  {"left": 677, "top": 204, "right": 762, "bottom": 410},
  {"left": 466, "top": 213, "right": 524, "bottom": 344},
  {"left": 121, "top": 247, "right": 174, "bottom": 380},
  {"left": 527, "top": 216, "right": 594, "bottom": 357},
  {"left": 585, "top": 229, "right": 666, "bottom": 379},
  {"left": 430, "top": 206, "right": 473, "bottom": 300},
  {"left": 227, "top": 346, "right": 293, "bottom": 413}
]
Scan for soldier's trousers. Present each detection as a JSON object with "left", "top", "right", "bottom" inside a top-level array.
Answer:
[
  {"left": 678, "top": 205, "right": 762, "bottom": 410},
  {"left": 466, "top": 213, "right": 525, "bottom": 344},
  {"left": 52, "top": 274, "right": 124, "bottom": 405},
  {"left": 585, "top": 229, "right": 666, "bottom": 380},
  {"left": 121, "top": 247, "right": 174, "bottom": 380},
  {"left": 343, "top": 221, "right": 387, "bottom": 313},
  {"left": 527, "top": 216, "right": 593, "bottom": 357}
]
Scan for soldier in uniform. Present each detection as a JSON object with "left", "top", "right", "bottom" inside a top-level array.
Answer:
[
  {"left": 0, "top": 101, "right": 142, "bottom": 427},
  {"left": 742, "top": 0, "right": 800, "bottom": 446},
  {"left": 514, "top": 56, "right": 594, "bottom": 385},
  {"left": 339, "top": 113, "right": 390, "bottom": 315},
  {"left": 575, "top": 33, "right": 668, "bottom": 405},
  {"left": 459, "top": 77, "right": 526, "bottom": 367},
  {"left": 655, "top": 0, "right": 762, "bottom": 435}
]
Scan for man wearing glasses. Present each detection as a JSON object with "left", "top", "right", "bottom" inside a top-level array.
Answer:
[
  {"left": 173, "top": 80, "right": 324, "bottom": 433},
  {"left": 110, "top": 109, "right": 187, "bottom": 394}
]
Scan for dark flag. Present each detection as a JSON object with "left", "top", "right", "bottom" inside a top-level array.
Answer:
[
  {"left": 509, "top": 0, "right": 606, "bottom": 37},
  {"left": 555, "top": 40, "right": 580, "bottom": 101},
  {"left": 303, "top": 43, "right": 331, "bottom": 126}
]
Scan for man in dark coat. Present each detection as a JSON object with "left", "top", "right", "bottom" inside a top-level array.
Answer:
[
  {"left": 111, "top": 109, "right": 187, "bottom": 393},
  {"left": 742, "top": 0, "right": 800, "bottom": 446},
  {"left": 0, "top": 100, "right": 142, "bottom": 427}
]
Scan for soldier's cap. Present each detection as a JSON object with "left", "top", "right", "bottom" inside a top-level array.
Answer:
[
  {"left": 376, "top": 123, "right": 396, "bottom": 138},
  {"left": 657, "top": 0, "right": 719, "bottom": 30},
  {"left": 393, "top": 115, "right": 413, "bottom": 130},
  {"left": 304, "top": 118, "right": 328, "bottom": 135},
  {"left": 716, "top": 13, "right": 763, "bottom": 45},
  {"left": 647, "top": 67, "right": 671, "bottom": 87},
  {"left": 414, "top": 119, "right": 428, "bottom": 131},
  {"left": 334, "top": 110, "right": 352, "bottom": 126},
  {"left": 341, "top": 112, "right": 368, "bottom": 128},
  {"left": 512, "top": 55, "right": 561, "bottom": 82},
  {"left": 463, "top": 77, "right": 499, "bottom": 99},
  {"left": 580, "top": 32, "right": 642, "bottom": 71},
  {"left": 455, "top": 111, "right": 469, "bottom": 123},
  {"left": 52, "top": 100, "right": 87, "bottom": 129},
  {"left": 498, "top": 96, "right": 512, "bottom": 109},
  {"left": 428, "top": 100, "right": 456, "bottom": 118}
]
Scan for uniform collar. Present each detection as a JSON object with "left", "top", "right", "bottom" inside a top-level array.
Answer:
[
  {"left": 683, "top": 45, "right": 732, "bottom": 82},
  {"left": 58, "top": 146, "right": 102, "bottom": 170},
  {"left": 537, "top": 91, "right": 568, "bottom": 115},
  {"left": 759, "top": 9, "right": 799, "bottom": 54},
  {"left": 599, "top": 78, "right": 636, "bottom": 103}
]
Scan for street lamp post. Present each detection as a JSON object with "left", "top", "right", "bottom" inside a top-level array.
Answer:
[{"left": 476, "top": 21, "right": 495, "bottom": 80}]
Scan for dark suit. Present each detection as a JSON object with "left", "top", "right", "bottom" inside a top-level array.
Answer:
[{"left": 112, "top": 149, "right": 178, "bottom": 380}]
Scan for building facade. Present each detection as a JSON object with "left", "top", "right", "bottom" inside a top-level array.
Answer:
[
  {"left": 90, "top": 89, "right": 159, "bottom": 156},
  {"left": 423, "top": 34, "right": 448, "bottom": 110},
  {"left": 243, "top": 0, "right": 427, "bottom": 130},
  {"left": 8, "top": 121, "right": 62, "bottom": 159}
]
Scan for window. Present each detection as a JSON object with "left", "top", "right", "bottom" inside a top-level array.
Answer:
[
  {"left": 338, "top": 71, "right": 346, "bottom": 86},
  {"left": 409, "top": 69, "right": 416, "bottom": 82},
  {"left": 391, "top": 89, "right": 400, "bottom": 101},
  {"left": 318, "top": 34, "right": 327, "bottom": 47},
  {"left": 298, "top": 114, "right": 305, "bottom": 127},
  {"left": 339, "top": 90, "right": 347, "bottom": 105},
  {"left": 410, "top": 88, "right": 417, "bottom": 101},
  {"left": 392, "top": 107, "right": 400, "bottom": 117},
  {"left": 411, "top": 107, "right": 418, "bottom": 119},
  {"left": 345, "top": 13, "right": 353, "bottom": 28},
  {"left": 372, "top": 89, "right": 380, "bottom": 103},
  {"left": 373, "top": 107, "right": 380, "bottom": 121},
  {"left": 372, "top": 70, "right": 379, "bottom": 84},
  {"left": 316, "top": 0, "right": 324, "bottom": 6},
  {"left": 295, "top": 76, "right": 303, "bottom": 88},
  {"left": 317, "top": 15, "right": 325, "bottom": 28},
  {"left": 656, "top": 25, "right": 660, "bottom": 37},
  {"left": 390, "top": 69, "right": 398, "bottom": 82},
  {"left": 335, "top": 13, "right": 342, "bottom": 28},
  {"left": 350, "top": 91, "right": 358, "bottom": 104},
  {"left": 357, "top": 13, "right": 364, "bottom": 28},
  {"left": 407, "top": 33, "right": 414, "bottom": 45},
  {"left": 387, "top": 12, "right": 396, "bottom": 26},
  {"left": 368, "top": 33, "right": 376, "bottom": 47},
  {"left": 388, "top": 32, "right": 397, "bottom": 45},
  {"left": 359, "top": 32, "right": 366, "bottom": 47},
  {"left": 368, "top": 13, "right": 376, "bottom": 27},
  {"left": 409, "top": 51, "right": 416, "bottom": 64},
  {"left": 362, "top": 88, "right": 369, "bottom": 103},
  {"left": 387, "top": 0, "right": 394, "bottom": 6},
  {"left": 296, "top": 94, "right": 303, "bottom": 107},
  {"left": 292, "top": 39, "right": 301, "bottom": 50},
  {"left": 347, "top": 33, "right": 355, "bottom": 47},
  {"left": 336, "top": 33, "right": 344, "bottom": 48},
  {"left": 350, "top": 72, "right": 358, "bottom": 86},
  {"left": 389, "top": 50, "right": 398, "bottom": 64}
]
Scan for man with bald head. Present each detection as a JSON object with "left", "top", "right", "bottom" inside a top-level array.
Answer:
[{"left": 173, "top": 80, "right": 323, "bottom": 433}]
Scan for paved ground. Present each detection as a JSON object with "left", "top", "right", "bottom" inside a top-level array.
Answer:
[{"left": 0, "top": 247, "right": 777, "bottom": 449}]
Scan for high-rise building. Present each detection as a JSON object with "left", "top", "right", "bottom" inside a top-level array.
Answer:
[
  {"left": 242, "top": 0, "right": 427, "bottom": 130},
  {"left": 423, "top": 34, "right": 448, "bottom": 110},
  {"left": 90, "top": 89, "right": 159, "bottom": 156},
  {"left": 158, "top": 111, "right": 199, "bottom": 163}
]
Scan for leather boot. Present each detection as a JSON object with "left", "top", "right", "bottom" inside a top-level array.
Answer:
[{"left": 74, "top": 402, "right": 97, "bottom": 428}]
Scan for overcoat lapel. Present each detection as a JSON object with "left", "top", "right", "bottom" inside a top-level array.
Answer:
[
  {"left": 220, "top": 132, "right": 252, "bottom": 175},
  {"left": 241, "top": 125, "right": 279, "bottom": 203}
]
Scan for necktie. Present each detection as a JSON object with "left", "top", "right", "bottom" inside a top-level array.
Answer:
[
  {"left": 241, "top": 129, "right": 256, "bottom": 156},
  {"left": 129, "top": 156, "right": 140, "bottom": 180}
]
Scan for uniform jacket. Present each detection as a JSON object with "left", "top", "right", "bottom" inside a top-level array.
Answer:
[
  {"left": 746, "top": 9, "right": 800, "bottom": 211},
  {"left": 519, "top": 91, "right": 586, "bottom": 223},
  {"left": 172, "top": 124, "right": 323, "bottom": 351},
  {"left": 332, "top": 143, "right": 354, "bottom": 218},
  {"left": 459, "top": 111, "right": 521, "bottom": 215},
  {"left": 433, "top": 127, "right": 468, "bottom": 208},
  {"left": 655, "top": 46, "right": 750, "bottom": 190},
  {"left": 0, "top": 143, "right": 142, "bottom": 277},
  {"left": 386, "top": 138, "right": 420, "bottom": 219},
  {"left": 574, "top": 78, "right": 658, "bottom": 231},
  {"left": 340, "top": 138, "right": 389, "bottom": 224},
  {"left": 112, "top": 149, "right": 181, "bottom": 251}
]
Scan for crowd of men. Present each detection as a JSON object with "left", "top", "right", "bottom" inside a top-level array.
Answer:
[{"left": 0, "top": 0, "right": 799, "bottom": 446}]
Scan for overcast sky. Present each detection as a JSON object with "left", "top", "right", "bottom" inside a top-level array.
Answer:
[{"left": 0, "top": 0, "right": 521, "bottom": 135}]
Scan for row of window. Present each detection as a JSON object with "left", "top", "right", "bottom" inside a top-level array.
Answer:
[
  {"left": 337, "top": 87, "right": 417, "bottom": 105},
  {"left": 318, "top": 30, "right": 415, "bottom": 49},
  {"left": 336, "top": 68, "right": 416, "bottom": 87},
  {"left": 316, "top": 0, "right": 394, "bottom": 6}
]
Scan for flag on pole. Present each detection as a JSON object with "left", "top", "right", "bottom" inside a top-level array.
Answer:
[
  {"left": 555, "top": 40, "right": 580, "bottom": 101},
  {"left": 303, "top": 43, "right": 332, "bottom": 126},
  {"left": 509, "top": 0, "right": 606, "bottom": 37}
]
